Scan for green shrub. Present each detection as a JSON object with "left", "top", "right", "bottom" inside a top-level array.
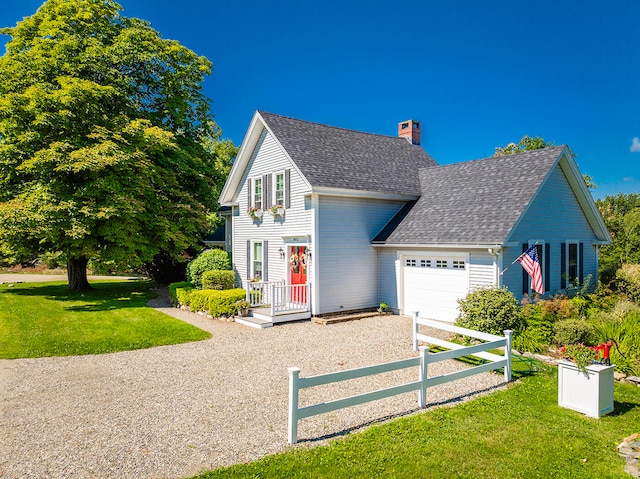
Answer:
[
  {"left": 168, "top": 281, "right": 192, "bottom": 305},
  {"left": 202, "top": 270, "right": 235, "bottom": 290},
  {"left": 208, "top": 289, "right": 247, "bottom": 318},
  {"left": 552, "top": 318, "right": 594, "bottom": 346},
  {"left": 591, "top": 304, "right": 640, "bottom": 375},
  {"left": 187, "top": 250, "right": 231, "bottom": 288},
  {"left": 514, "top": 303, "right": 553, "bottom": 353},
  {"left": 456, "top": 287, "right": 523, "bottom": 335},
  {"left": 616, "top": 264, "right": 640, "bottom": 303}
]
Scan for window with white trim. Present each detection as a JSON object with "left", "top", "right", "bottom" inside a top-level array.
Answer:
[
  {"left": 252, "top": 241, "right": 263, "bottom": 281},
  {"left": 273, "top": 172, "right": 285, "bottom": 206},
  {"left": 253, "top": 177, "right": 263, "bottom": 210}
]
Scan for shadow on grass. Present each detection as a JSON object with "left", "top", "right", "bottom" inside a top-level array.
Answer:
[
  {"left": 0, "top": 280, "right": 157, "bottom": 312},
  {"left": 296, "top": 382, "right": 508, "bottom": 444},
  {"left": 608, "top": 400, "right": 640, "bottom": 417}
]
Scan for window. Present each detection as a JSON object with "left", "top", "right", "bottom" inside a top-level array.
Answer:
[
  {"left": 253, "top": 241, "right": 263, "bottom": 281},
  {"left": 568, "top": 243, "right": 578, "bottom": 282},
  {"left": 436, "top": 260, "right": 448, "bottom": 268},
  {"left": 420, "top": 259, "right": 431, "bottom": 268},
  {"left": 253, "top": 178, "right": 263, "bottom": 210},
  {"left": 405, "top": 259, "right": 417, "bottom": 267},
  {"left": 562, "top": 242, "right": 582, "bottom": 288},
  {"left": 453, "top": 260, "right": 465, "bottom": 269},
  {"left": 274, "top": 172, "right": 285, "bottom": 206}
]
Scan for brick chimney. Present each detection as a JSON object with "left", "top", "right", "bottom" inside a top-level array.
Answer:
[{"left": 398, "top": 120, "right": 421, "bottom": 145}]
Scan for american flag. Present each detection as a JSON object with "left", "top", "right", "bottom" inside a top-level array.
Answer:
[{"left": 517, "top": 245, "right": 544, "bottom": 294}]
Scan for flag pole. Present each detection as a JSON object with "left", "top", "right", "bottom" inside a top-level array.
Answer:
[{"left": 500, "top": 242, "right": 539, "bottom": 276}]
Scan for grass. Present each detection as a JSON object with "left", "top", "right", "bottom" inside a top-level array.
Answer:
[
  {"left": 0, "top": 280, "right": 211, "bottom": 358},
  {"left": 191, "top": 361, "right": 639, "bottom": 479}
]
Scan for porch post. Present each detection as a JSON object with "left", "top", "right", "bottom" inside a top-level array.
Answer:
[
  {"left": 288, "top": 367, "right": 300, "bottom": 444},
  {"left": 270, "top": 283, "right": 275, "bottom": 317}
]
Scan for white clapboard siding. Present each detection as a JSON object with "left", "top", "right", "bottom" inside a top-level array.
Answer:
[
  {"left": 232, "top": 130, "right": 312, "bottom": 286},
  {"left": 377, "top": 248, "right": 401, "bottom": 310},
  {"left": 504, "top": 164, "right": 599, "bottom": 298},
  {"left": 468, "top": 251, "right": 497, "bottom": 291},
  {"left": 316, "top": 196, "right": 407, "bottom": 314}
]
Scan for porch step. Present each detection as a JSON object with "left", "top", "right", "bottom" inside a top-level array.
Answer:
[{"left": 235, "top": 316, "right": 273, "bottom": 329}]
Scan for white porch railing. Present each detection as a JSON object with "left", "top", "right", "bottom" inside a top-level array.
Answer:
[
  {"left": 287, "top": 312, "right": 512, "bottom": 443},
  {"left": 246, "top": 281, "right": 310, "bottom": 315}
]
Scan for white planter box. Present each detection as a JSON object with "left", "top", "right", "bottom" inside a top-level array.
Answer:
[{"left": 558, "top": 360, "right": 614, "bottom": 418}]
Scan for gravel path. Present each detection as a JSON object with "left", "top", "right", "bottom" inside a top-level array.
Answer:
[{"left": 1, "top": 285, "right": 508, "bottom": 479}]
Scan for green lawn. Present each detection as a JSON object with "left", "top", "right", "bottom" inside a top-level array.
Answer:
[
  {"left": 193, "top": 364, "right": 639, "bottom": 479},
  {"left": 0, "top": 280, "right": 211, "bottom": 358}
]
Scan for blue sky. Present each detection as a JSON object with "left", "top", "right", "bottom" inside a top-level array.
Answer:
[{"left": 2, "top": 0, "right": 639, "bottom": 199}]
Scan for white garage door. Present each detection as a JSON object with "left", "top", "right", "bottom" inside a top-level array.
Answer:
[{"left": 403, "top": 255, "right": 469, "bottom": 322}]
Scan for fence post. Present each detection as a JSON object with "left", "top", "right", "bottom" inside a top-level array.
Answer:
[
  {"left": 246, "top": 282, "right": 250, "bottom": 303},
  {"left": 288, "top": 367, "right": 300, "bottom": 444},
  {"left": 412, "top": 311, "right": 419, "bottom": 351},
  {"left": 418, "top": 346, "right": 428, "bottom": 408},
  {"left": 503, "top": 330, "right": 513, "bottom": 382}
]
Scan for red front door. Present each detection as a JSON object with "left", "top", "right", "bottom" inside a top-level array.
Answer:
[{"left": 289, "top": 246, "right": 307, "bottom": 303}]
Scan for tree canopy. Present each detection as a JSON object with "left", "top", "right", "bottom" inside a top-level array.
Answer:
[
  {"left": 0, "top": 0, "right": 234, "bottom": 289},
  {"left": 596, "top": 193, "right": 640, "bottom": 282}
]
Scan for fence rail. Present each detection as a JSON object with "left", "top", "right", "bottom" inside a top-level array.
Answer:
[{"left": 287, "top": 312, "right": 512, "bottom": 443}]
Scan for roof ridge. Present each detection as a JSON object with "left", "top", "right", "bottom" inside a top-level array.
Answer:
[
  {"left": 433, "top": 145, "right": 566, "bottom": 170},
  {"left": 258, "top": 110, "right": 416, "bottom": 143}
]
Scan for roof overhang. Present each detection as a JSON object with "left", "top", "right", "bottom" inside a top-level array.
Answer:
[
  {"left": 309, "top": 187, "right": 418, "bottom": 201},
  {"left": 372, "top": 242, "right": 504, "bottom": 249}
]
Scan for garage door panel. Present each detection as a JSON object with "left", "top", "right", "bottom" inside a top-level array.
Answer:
[{"left": 403, "top": 256, "right": 468, "bottom": 323}]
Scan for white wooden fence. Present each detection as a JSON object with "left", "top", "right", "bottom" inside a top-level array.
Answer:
[{"left": 287, "top": 312, "right": 512, "bottom": 443}]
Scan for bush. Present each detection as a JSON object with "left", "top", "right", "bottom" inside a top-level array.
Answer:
[
  {"left": 456, "top": 287, "right": 523, "bottom": 335},
  {"left": 514, "top": 303, "right": 553, "bottom": 353},
  {"left": 187, "top": 250, "right": 231, "bottom": 288},
  {"left": 208, "top": 289, "right": 247, "bottom": 318},
  {"left": 202, "top": 270, "right": 235, "bottom": 290},
  {"left": 168, "top": 281, "right": 192, "bottom": 306},
  {"left": 170, "top": 286, "right": 246, "bottom": 318},
  {"left": 591, "top": 303, "right": 640, "bottom": 375},
  {"left": 617, "top": 264, "right": 640, "bottom": 303},
  {"left": 552, "top": 319, "right": 594, "bottom": 346}
]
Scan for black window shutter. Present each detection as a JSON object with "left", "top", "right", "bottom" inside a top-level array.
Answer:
[
  {"left": 262, "top": 174, "right": 268, "bottom": 210},
  {"left": 247, "top": 180, "right": 252, "bottom": 209},
  {"left": 285, "top": 169, "right": 291, "bottom": 209},
  {"left": 246, "top": 240, "right": 251, "bottom": 279},
  {"left": 579, "top": 242, "right": 584, "bottom": 284},
  {"left": 560, "top": 242, "right": 566, "bottom": 289},
  {"left": 544, "top": 244, "right": 550, "bottom": 294},
  {"left": 265, "top": 174, "right": 272, "bottom": 210},
  {"left": 263, "top": 240, "right": 268, "bottom": 281},
  {"left": 522, "top": 243, "right": 528, "bottom": 295}
]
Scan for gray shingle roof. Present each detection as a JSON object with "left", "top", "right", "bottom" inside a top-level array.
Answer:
[
  {"left": 373, "top": 146, "right": 566, "bottom": 244},
  {"left": 259, "top": 111, "right": 437, "bottom": 195}
]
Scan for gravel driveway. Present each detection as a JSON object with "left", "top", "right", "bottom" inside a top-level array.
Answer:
[{"left": 1, "top": 282, "right": 507, "bottom": 479}]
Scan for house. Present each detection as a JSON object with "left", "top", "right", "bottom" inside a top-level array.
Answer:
[{"left": 218, "top": 111, "right": 611, "bottom": 327}]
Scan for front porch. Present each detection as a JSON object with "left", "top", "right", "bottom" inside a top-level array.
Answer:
[{"left": 236, "top": 281, "right": 311, "bottom": 329}]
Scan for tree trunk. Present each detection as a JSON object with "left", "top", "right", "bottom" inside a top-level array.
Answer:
[{"left": 67, "top": 256, "right": 92, "bottom": 291}]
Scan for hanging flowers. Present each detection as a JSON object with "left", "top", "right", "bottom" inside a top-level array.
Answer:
[{"left": 289, "top": 253, "right": 299, "bottom": 272}]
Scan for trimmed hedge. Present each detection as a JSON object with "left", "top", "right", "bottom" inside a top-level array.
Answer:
[
  {"left": 456, "top": 287, "right": 523, "bottom": 335},
  {"left": 202, "top": 270, "right": 235, "bottom": 290},
  {"left": 170, "top": 285, "right": 246, "bottom": 318},
  {"left": 169, "top": 281, "right": 192, "bottom": 305}
]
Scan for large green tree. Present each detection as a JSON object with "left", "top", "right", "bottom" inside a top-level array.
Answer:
[
  {"left": 0, "top": 0, "right": 230, "bottom": 289},
  {"left": 596, "top": 193, "right": 640, "bottom": 282}
]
